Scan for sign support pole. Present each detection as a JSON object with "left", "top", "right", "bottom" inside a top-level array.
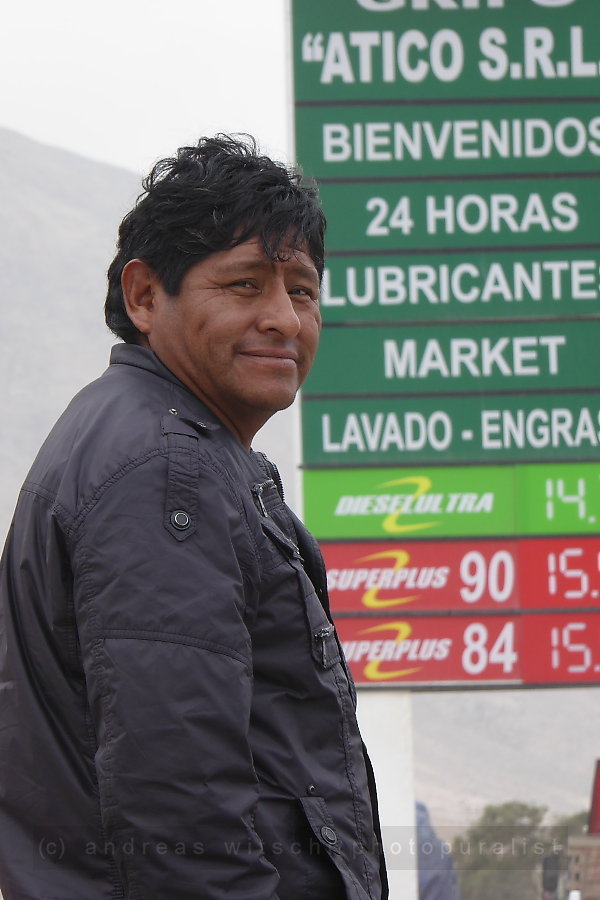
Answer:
[{"left": 357, "top": 690, "right": 418, "bottom": 900}]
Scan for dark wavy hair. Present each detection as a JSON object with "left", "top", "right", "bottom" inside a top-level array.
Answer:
[{"left": 105, "top": 134, "right": 326, "bottom": 343}]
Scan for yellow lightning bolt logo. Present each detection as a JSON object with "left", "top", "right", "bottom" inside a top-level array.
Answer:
[
  {"left": 358, "top": 550, "right": 419, "bottom": 609},
  {"left": 379, "top": 476, "right": 438, "bottom": 535},
  {"left": 359, "top": 622, "right": 421, "bottom": 681}
]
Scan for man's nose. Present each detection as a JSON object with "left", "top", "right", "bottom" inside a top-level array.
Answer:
[{"left": 257, "top": 282, "right": 301, "bottom": 337}]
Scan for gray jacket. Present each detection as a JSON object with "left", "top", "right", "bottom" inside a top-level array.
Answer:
[{"left": 0, "top": 344, "right": 387, "bottom": 900}]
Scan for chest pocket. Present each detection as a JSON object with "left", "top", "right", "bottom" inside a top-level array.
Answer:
[{"left": 258, "top": 505, "right": 341, "bottom": 672}]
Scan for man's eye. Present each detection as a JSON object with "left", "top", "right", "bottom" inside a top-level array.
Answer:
[
  {"left": 290, "top": 287, "right": 318, "bottom": 302},
  {"left": 231, "top": 279, "right": 256, "bottom": 289}
]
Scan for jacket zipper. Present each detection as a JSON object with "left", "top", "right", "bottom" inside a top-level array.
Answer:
[
  {"left": 314, "top": 624, "right": 334, "bottom": 667},
  {"left": 251, "top": 482, "right": 271, "bottom": 517}
]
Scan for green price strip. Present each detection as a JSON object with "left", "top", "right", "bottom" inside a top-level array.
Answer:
[{"left": 303, "top": 462, "right": 600, "bottom": 540}]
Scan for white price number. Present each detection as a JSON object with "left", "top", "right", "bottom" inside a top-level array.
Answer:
[
  {"left": 366, "top": 196, "right": 414, "bottom": 237},
  {"left": 459, "top": 550, "right": 515, "bottom": 604},
  {"left": 462, "top": 622, "right": 518, "bottom": 676},
  {"left": 545, "top": 478, "right": 587, "bottom": 521},
  {"left": 547, "top": 549, "right": 590, "bottom": 600},
  {"left": 550, "top": 623, "right": 593, "bottom": 674}
]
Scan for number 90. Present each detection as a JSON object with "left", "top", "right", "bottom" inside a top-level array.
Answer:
[{"left": 460, "top": 550, "right": 515, "bottom": 604}]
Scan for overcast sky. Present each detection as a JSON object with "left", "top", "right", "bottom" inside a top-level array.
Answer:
[{"left": 1, "top": 0, "right": 292, "bottom": 174}]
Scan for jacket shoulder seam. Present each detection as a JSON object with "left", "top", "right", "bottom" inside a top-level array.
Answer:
[
  {"left": 69, "top": 448, "right": 166, "bottom": 539},
  {"left": 20, "top": 482, "right": 74, "bottom": 531}
]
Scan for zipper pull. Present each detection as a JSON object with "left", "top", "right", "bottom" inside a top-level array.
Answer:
[
  {"left": 251, "top": 482, "right": 269, "bottom": 517},
  {"left": 314, "top": 624, "right": 333, "bottom": 667}
]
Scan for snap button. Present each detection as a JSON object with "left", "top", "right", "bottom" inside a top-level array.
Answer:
[
  {"left": 306, "top": 784, "right": 316, "bottom": 796},
  {"left": 320, "top": 826, "right": 337, "bottom": 845},
  {"left": 168, "top": 408, "right": 179, "bottom": 415},
  {"left": 170, "top": 510, "right": 191, "bottom": 530}
]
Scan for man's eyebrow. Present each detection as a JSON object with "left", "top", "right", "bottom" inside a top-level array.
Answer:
[
  {"left": 217, "top": 256, "right": 319, "bottom": 281},
  {"left": 217, "top": 258, "right": 270, "bottom": 274}
]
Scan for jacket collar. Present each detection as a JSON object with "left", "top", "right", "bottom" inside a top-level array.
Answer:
[{"left": 108, "top": 343, "right": 225, "bottom": 431}]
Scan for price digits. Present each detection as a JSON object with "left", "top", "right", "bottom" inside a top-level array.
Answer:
[
  {"left": 547, "top": 547, "right": 595, "bottom": 600},
  {"left": 462, "top": 622, "right": 518, "bottom": 675},
  {"left": 459, "top": 550, "right": 515, "bottom": 604},
  {"left": 550, "top": 622, "right": 594, "bottom": 674},
  {"left": 545, "top": 477, "right": 587, "bottom": 522}
]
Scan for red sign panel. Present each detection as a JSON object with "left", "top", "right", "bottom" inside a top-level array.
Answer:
[
  {"left": 324, "top": 539, "right": 518, "bottom": 612},
  {"left": 324, "top": 537, "right": 600, "bottom": 614},
  {"left": 337, "top": 613, "right": 600, "bottom": 687}
]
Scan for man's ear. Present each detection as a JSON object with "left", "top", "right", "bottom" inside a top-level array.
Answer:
[{"left": 121, "top": 259, "right": 161, "bottom": 336}]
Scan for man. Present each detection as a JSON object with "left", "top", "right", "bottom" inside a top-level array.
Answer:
[
  {"left": 416, "top": 802, "right": 460, "bottom": 900},
  {"left": 0, "top": 136, "right": 387, "bottom": 899}
]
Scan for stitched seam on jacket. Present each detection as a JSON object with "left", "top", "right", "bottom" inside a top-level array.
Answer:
[
  {"left": 20, "top": 483, "right": 73, "bottom": 533},
  {"left": 21, "top": 481, "right": 59, "bottom": 504},
  {"left": 69, "top": 449, "right": 165, "bottom": 539},
  {"left": 76, "top": 537, "right": 120, "bottom": 825},
  {"left": 103, "top": 629, "right": 250, "bottom": 667},
  {"left": 333, "top": 664, "right": 374, "bottom": 897},
  {"left": 17, "top": 488, "right": 126, "bottom": 894}
]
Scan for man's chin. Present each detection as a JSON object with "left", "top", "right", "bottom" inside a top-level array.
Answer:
[{"left": 252, "top": 385, "right": 300, "bottom": 415}]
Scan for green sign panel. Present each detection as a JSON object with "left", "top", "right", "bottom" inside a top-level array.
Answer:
[
  {"left": 303, "top": 463, "right": 600, "bottom": 539},
  {"left": 296, "top": 101, "right": 600, "bottom": 179},
  {"left": 302, "top": 392, "right": 600, "bottom": 465},
  {"left": 305, "top": 320, "right": 599, "bottom": 395},
  {"left": 318, "top": 177, "right": 599, "bottom": 252},
  {"left": 293, "top": 0, "right": 600, "bottom": 103},
  {"left": 321, "top": 248, "right": 600, "bottom": 323}
]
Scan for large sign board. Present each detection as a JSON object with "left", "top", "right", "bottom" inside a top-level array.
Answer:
[{"left": 291, "top": 0, "right": 600, "bottom": 688}]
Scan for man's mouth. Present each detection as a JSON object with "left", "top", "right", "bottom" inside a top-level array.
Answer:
[{"left": 239, "top": 348, "right": 299, "bottom": 367}]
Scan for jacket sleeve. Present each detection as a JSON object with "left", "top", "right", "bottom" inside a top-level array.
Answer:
[{"left": 71, "top": 446, "right": 280, "bottom": 900}]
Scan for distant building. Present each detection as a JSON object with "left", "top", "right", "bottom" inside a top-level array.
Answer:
[{"left": 566, "top": 834, "right": 600, "bottom": 900}]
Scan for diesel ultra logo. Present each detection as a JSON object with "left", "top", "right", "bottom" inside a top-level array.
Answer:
[{"left": 334, "top": 475, "right": 494, "bottom": 534}]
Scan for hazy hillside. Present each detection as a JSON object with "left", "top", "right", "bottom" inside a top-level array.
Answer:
[
  {"left": 0, "top": 128, "right": 138, "bottom": 531},
  {"left": 412, "top": 685, "right": 600, "bottom": 827},
  {"left": 1, "top": 127, "right": 598, "bottom": 834}
]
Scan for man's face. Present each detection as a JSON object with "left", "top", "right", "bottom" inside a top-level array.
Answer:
[{"left": 141, "top": 236, "right": 322, "bottom": 446}]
